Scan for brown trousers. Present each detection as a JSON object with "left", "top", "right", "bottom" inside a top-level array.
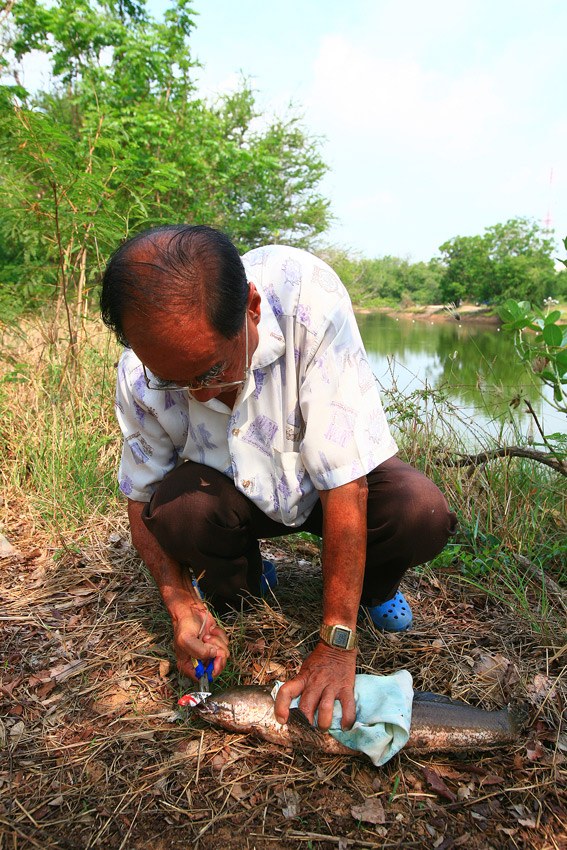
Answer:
[{"left": 142, "top": 456, "right": 457, "bottom": 611}]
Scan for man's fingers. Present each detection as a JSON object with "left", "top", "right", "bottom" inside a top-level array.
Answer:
[
  {"left": 274, "top": 676, "right": 305, "bottom": 724},
  {"left": 339, "top": 690, "right": 357, "bottom": 731},
  {"left": 311, "top": 688, "right": 337, "bottom": 732}
]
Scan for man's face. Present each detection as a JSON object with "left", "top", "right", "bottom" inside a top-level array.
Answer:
[{"left": 122, "top": 286, "right": 260, "bottom": 403}]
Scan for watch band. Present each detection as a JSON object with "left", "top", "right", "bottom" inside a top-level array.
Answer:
[{"left": 319, "top": 623, "right": 358, "bottom": 651}]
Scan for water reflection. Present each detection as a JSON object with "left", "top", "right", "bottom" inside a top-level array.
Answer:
[{"left": 356, "top": 313, "right": 564, "bottom": 443}]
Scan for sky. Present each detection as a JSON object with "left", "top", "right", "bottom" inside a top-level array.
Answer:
[
  {"left": 176, "top": 0, "right": 567, "bottom": 262},
  {"left": 13, "top": 0, "right": 567, "bottom": 262}
]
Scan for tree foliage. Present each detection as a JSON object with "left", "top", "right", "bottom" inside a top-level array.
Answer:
[
  {"left": 438, "top": 218, "right": 562, "bottom": 306},
  {"left": 320, "top": 248, "right": 443, "bottom": 306},
  {"left": 0, "top": 0, "right": 331, "bottom": 325}
]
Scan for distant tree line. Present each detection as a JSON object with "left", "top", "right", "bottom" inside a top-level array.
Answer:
[
  {"left": 323, "top": 218, "right": 566, "bottom": 309},
  {"left": 0, "top": 0, "right": 564, "bottom": 324}
]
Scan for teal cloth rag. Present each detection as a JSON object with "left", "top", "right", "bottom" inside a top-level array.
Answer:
[{"left": 272, "top": 670, "right": 413, "bottom": 767}]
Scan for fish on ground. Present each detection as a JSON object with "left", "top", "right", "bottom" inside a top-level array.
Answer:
[{"left": 189, "top": 685, "right": 521, "bottom": 755}]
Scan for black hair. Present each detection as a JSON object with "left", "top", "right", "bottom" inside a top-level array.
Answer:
[{"left": 100, "top": 224, "right": 248, "bottom": 345}]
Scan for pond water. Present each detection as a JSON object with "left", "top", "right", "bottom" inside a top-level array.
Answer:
[{"left": 356, "top": 312, "right": 565, "bottom": 447}]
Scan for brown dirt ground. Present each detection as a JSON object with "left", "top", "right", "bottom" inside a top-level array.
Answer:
[
  {"left": 0, "top": 515, "right": 565, "bottom": 850},
  {"left": 354, "top": 305, "right": 501, "bottom": 324}
]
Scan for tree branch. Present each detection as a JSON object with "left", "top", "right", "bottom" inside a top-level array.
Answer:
[{"left": 436, "top": 446, "right": 567, "bottom": 476}]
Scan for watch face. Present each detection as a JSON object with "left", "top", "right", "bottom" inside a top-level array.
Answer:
[{"left": 333, "top": 627, "right": 351, "bottom": 648}]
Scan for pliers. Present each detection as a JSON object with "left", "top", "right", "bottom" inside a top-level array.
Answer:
[{"left": 193, "top": 658, "right": 214, "bottom": 691}]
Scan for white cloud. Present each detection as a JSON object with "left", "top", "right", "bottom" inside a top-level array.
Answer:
[{"left": 307, "top": 34, "right": 501, "bottom": 158}]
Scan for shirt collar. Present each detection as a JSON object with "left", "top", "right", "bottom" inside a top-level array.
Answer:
[{"left": 250, "top": 280, "right": 285, "bottom": 370}]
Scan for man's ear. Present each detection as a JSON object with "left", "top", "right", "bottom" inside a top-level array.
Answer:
[{"left": 248, "top": 282, "right": 261, "bottom": 320}]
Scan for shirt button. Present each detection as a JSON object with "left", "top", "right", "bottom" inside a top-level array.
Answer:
[
  {"left": 242, "top": 480, "right": 251, "bottom": 488},
  {"left": 232, "top": 428, "right": 240, "bottom": 436}
]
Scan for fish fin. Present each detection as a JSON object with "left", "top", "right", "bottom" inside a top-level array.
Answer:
[
  {"left": 414, "top": 690, "right": 462, "bottom": 705},
  {"left": 288, "top": 707, "right": 315, "bottom": 730},
  {"left": 287, "top": 708, "right": 331, "bottom": 751}
]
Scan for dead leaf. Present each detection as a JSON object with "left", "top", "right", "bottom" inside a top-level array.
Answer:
[
  {"left": 37, "top": 680, "right": 57, "bottom": 699},
  {"left": 159, "top": 660, "right": 171, "bottom": 679},
  {"left": 252, "top": 660, "right": 287, "bottom": 678},
  {"left": 0, "top": 676, "right": 23, "bottom": 698},
  {"left": 91, "top": 687, "right": 131, "bottom": 714},
  {"left": 28, "top": 566, "right": 46, "bottom": 588},
  {"left": 457, "top": 782, "right": 475, "bottom": 800},
  {"left": 48, "top": 795, "right": 64, "bottom": 807},
  {"left": 229, "top": 782, "right": 249, "bottom": 805},
  {"left": 175, "top": 739, "right": 202, "bottom": 758},
  {"left": 351, "top": 796, "right": 386, "bottom": 824},
  {"left": 526, "top": 674, "right": 555, "bottom": 704},
  {"left": 49, "top": 660, "right": 87, "bottom": 683},
  {"left": 497, "top": 826, "right": 518, "bottom": 836},
  {"left": 480, "top": 774, "right": 504, "bottom": 786},
  {"left": 84, "top": 760, "right": 106, "bottom": 782},
  {"left": 526, "top": 739, "right": 545, "bottom": 761},
  {"left": 211, "top": 746, "right": 231, "bottom": 771},
  {"left": 276, "top": 787, "right": 300, "bottom": 819},
  {"left": 471, "top": 651, "right": 519, "bottom": 699},
  {"left": 28, "top": 671, "right": 51, "bottom": 687},
  {"left": 422, "top": 767, "right": 457, "bottom": 802},
  {"left": 0, "top": 533, "right": 19, "bottom": 558},
  {"left": 246, "top": 639, "right": 266, "bottom": 653},
  {"left": 518, "top": 817, "right": 537, "bottom": 828}
]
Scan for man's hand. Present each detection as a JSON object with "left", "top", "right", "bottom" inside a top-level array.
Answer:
[
  {"left": 274, "top": 642, "right": 357, "bottom": 731},
  {"left": 127, "top": 499, "right": 229, "bottom": 682},
  {"left": 173, "top": 605, "right": 229, "bottom": 681}
]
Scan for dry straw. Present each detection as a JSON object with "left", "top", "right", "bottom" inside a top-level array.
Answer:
[{"left": 1, "top": 316, "right": 565, "bottom": 848}]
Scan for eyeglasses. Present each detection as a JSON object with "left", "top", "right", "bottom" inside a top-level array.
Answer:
[{"left": 142, "top": 319, "right": 249, "bottom": 393}]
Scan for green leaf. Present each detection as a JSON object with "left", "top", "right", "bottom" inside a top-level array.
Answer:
[
  {"left": 544, "top": 310, "right": 561, "bottom": 325},
  {"left": 555, "top": 350, "right": 567, "bottom": 376},
  {"left": 542, "top": 324, "right": 563, "bottom": 346}
]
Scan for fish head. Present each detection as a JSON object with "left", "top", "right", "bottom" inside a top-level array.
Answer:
[{"left": 194, "top": 685, "right": 276, "bottom": 733}]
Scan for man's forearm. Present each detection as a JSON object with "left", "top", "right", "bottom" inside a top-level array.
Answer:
[
  {"left": 127, "top": 500, "right": 230, "bottom": 678},
  {"left": 127, "top": 500, "right": 203, "bottom": 621},
  {"left": 319, "top": 477, "right": 368, "bottom": 630}
]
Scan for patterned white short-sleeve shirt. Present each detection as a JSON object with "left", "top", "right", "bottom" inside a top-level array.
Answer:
[{"left": 115, "top": 245, "right": 398, "bottom": 526}]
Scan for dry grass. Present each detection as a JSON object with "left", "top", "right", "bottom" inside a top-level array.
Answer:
[
  {"left": 1, "top": 314, "right": 566, "bottom": 849},
  {"left": 1, "top": 516, "right": 565, "bottom": 850}
]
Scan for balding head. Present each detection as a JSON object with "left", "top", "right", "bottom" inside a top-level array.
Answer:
[{"left": 100, "top": 225, "right": 248, "bottom": 346}]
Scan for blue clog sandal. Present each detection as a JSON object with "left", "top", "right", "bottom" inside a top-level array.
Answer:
[
  {"left": 260, "top": 559, "right": 278, "bottom": 596},
  {"left": 365, "top": 590, "right": 413, "bottom": 631},
  {"left": 193, "top": 560, "right": 278, "bottom": 598}
]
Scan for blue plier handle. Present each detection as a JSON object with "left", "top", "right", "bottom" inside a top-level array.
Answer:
[{"left": 194, "top": 658, "right": 214, "bottom": 687}]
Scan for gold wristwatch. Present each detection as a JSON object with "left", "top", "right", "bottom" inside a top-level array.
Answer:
[{"left": 319, "top": 623, "right": 358, "bottom": 651}]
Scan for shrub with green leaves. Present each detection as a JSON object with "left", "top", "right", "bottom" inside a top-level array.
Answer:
[{"left": 498, "top": 296, "right": 567, "bottom": 416}]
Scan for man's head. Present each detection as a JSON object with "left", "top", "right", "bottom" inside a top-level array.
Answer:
[
  {"left": 100, "top": 224, "right": 249, "bottom": 347},
  {"left": 101, "top": 224, "right": 262, "bottom": 402}
]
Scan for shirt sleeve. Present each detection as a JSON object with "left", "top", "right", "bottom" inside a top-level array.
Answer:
[
  {"left": 298, "top": 300, "right": 398, "bottom": 490},
  {"left": 114, "top": 350, "right": 180, "bottom": 502}
]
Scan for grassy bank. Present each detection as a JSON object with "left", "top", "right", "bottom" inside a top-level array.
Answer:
[{"left": 1, "top": 313, "right": 565, "bottom": 849}]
